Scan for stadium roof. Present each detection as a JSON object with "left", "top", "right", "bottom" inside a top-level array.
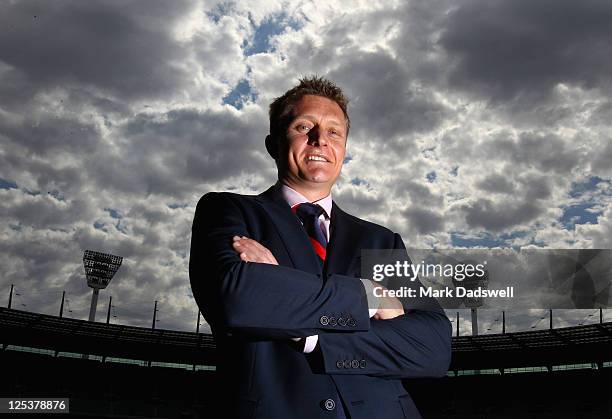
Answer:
[
  {"left": 452, "top": 322, "right": 612, "bottom": 370},
  {"left": 1, "top": 307, "right": 611, "bottom": 369},
  {"left": 0, "top": 307, "right": 216, "bottom": 365}
]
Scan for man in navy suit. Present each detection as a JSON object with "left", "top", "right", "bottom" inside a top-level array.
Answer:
[{"left": 189, "top": 77, "right": 451, "bottom": 418}]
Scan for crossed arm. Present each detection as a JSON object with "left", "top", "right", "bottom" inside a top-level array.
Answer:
[
  {"left": 228, "top": 235, "right": 451, "bottom": 378},
  {"left": 232, "top": 235, "right": 405, "bottom": 320}
]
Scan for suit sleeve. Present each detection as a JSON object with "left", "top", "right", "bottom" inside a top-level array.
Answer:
[
  {"left": 316, "top": 233, "right": 453, "bottom": 379},
  {"left": 189, "top": 192, "right": 371, "bottom": 339}
]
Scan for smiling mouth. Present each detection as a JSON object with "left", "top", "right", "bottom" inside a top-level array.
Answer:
[{"left": 306, "top": 155, "right": 330, "bottom": 163}]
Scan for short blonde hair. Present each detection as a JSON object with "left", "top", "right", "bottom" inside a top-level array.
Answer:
[{"left": 268, "top": 76, "right": 350, "bottom": 139}]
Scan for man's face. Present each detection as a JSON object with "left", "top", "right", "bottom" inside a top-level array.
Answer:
[{"left": 279, "top": 95, "right": 347, "bottom": 192}]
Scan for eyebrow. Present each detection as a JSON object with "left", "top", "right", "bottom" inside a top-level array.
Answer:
[{"left": 292, "top": 114, "right": 345, "bottom": 128}]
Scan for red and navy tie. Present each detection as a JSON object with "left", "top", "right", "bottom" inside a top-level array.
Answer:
[{"left": 293, "top": 203, "right": 327, "bottom": 264}]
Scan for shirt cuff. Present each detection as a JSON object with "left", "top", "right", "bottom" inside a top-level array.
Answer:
[
  {"left": 303, "top": 335, "right": 318, "bottom": 353},
  {"left": 360, "top": 278, "right": 380, "bottom": 318}
]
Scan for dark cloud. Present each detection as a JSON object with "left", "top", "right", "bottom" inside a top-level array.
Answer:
[
  {"left": 476, "top": 174, "right": 515, "bottom": 195},
  {"left": 0, "top": 112, "right": 100, "bottom": 156},
  {"left": 330, "top": 50, "right": 449, "bottom": 142},
  {"left": 395, "top": 179, "right": 445, "bottom": 207},
  {"left": 590, "top": 140, "right": 612, "bottom": 177},
  {"left": 0, "top": 150, "right": 88, "bottom": 197},
  {"left": 441, "top": 0, "right": 612, "bottom": 102},
  {"left": 462, "top": 198, "right": 542, "bottom": 232},
  {"left": 588, "top": 101, "right": 612, "bottom": 127},
  {"left": 0, "top": 192, "right": 93, "bottom": 230},
  {"left": 482, "top": 132, "right": 581, "bottom": 174},
  {"left": 86, "top": 107, "right": 272, "bottom": 199},
  {"left": 0, "top": 0, "right": 196, "bottom": 101},
  {"left": 476, "top": 173, "right": 552, "bottom": 201},
  {"left": 334, "top": 185, "right": 383, "bottom": 218},
  {"left": 522, "top": 174, "right": 553, "bottom": 201},
  {"left": 403, "top": 207, "right": 445, "bottom": 234}
]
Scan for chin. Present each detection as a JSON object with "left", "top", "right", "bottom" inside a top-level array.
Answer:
[{"left": 305, "top": 172, "right": 334, "bottom": 183}]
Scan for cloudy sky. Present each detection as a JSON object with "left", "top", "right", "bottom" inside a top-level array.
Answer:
[{"left": 1, "top": 0, "right": 611, "bottom": 333}]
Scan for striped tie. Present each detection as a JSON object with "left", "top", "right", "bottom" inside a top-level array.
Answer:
[{"left": 293, "top": 203, "right": 327, "bottom": 264}]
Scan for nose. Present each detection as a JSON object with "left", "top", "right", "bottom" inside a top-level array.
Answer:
[{"left": 307, "top": 127, "right": 328, "bottom": 146}]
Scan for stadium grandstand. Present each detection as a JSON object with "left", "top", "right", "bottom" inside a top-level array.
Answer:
[{"left": 1, "top": 306, "right": 611, "bottom": 418}]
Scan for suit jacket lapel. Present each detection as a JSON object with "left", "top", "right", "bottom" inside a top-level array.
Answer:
[
  {"left": 325, "top": 202, "right": 362, "bottom": 276},
  {"left": 255, "top": 185, "right": 322, "bottom": 275}
]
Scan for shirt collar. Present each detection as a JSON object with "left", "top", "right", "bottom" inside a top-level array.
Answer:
[{"left": 279, "top": 183, "right": 332, "bottom": 219}]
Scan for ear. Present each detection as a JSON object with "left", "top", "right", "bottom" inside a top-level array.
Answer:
[{"left": 265, "top": 134, "right": 278, "bottom": 160}]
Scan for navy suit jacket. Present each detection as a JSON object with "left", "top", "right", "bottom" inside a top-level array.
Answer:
[{"left": 189, "top": 184, "right": 452, "bottom": 419}]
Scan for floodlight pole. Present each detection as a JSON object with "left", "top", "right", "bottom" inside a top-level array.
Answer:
[
  {"left": 471, "top": 308, "right": 478, "bottom": 336},
  {"left": 88, "top": 288, "right": 100, "bottom": 322},
  {"left": 152, "top": 300, "right": 158, "bottom": 329},
  {"left": 8, "top": 284, "right": 14, "bottom": 309},
  {"left": 456, "top": 312, "right": 459, "bottom": 337},
  {"left": 549, "top": 309, "right": 553, "bottom": 329},
  {"left": 600, "top": 307, "right": 603, "bottom": 324},
  {"left": 196, "top": 310, "right": 201, "bottom": 334},
  {"left": 106, "top": 296, "right": 112, "bottom": 324},
  {"left": 59, "top": 291, "right": 65, "bottom": 318},
  {"left": 502, "top": 310, "right": 506, "bottom": 334}
]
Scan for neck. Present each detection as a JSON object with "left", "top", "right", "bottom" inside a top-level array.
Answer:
[{"left": 280, "top": 179, "right": 332, "bottom": 202}]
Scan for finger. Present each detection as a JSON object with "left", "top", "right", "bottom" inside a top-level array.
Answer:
[
  {"left": 238, "top": 237, "right": 266, "bottom": 248},
  {"left": 234, "top": 238, "right": 277, "bottom": 264},
  {"left": 239, "top": 237, "right": 262, "bottom": 248},
  {"left": 234, "top": 240, "right": 260, "bottom": 253},
  {"left": 234, "top": 240, "right": 257, "bottom": 253},
  {"left": 237, "top": 243, "right": 265, "bottom": 262},
  {"left": 239, "top": 240, "right": 268, "bottom": 257}
]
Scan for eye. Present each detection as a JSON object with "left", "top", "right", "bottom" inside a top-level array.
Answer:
[
  {"left": 329, "top": 129, "right": 343, "bottom": 138},
  {"left": 296, "top": 123, "right": 311, "bottom": 133}
]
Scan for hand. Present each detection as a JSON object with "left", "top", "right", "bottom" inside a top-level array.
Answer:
[
  {"left": 232, "top": 236, "right": 279, "bottom": 265},
  {"left": 373, "top": 284, "right": 404, "bottom": 320}
]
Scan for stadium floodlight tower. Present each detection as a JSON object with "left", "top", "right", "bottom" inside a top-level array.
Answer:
[
  {"left": 83, "top": 250, "right": 123, "bottom": 322},
  {"left": 452, "top": 260, "right": 489, "bottom": 336}
]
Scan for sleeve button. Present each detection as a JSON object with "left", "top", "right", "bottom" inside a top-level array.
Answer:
[{"left": 322, "top": 399, "right": 336, "bottom": 411}]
